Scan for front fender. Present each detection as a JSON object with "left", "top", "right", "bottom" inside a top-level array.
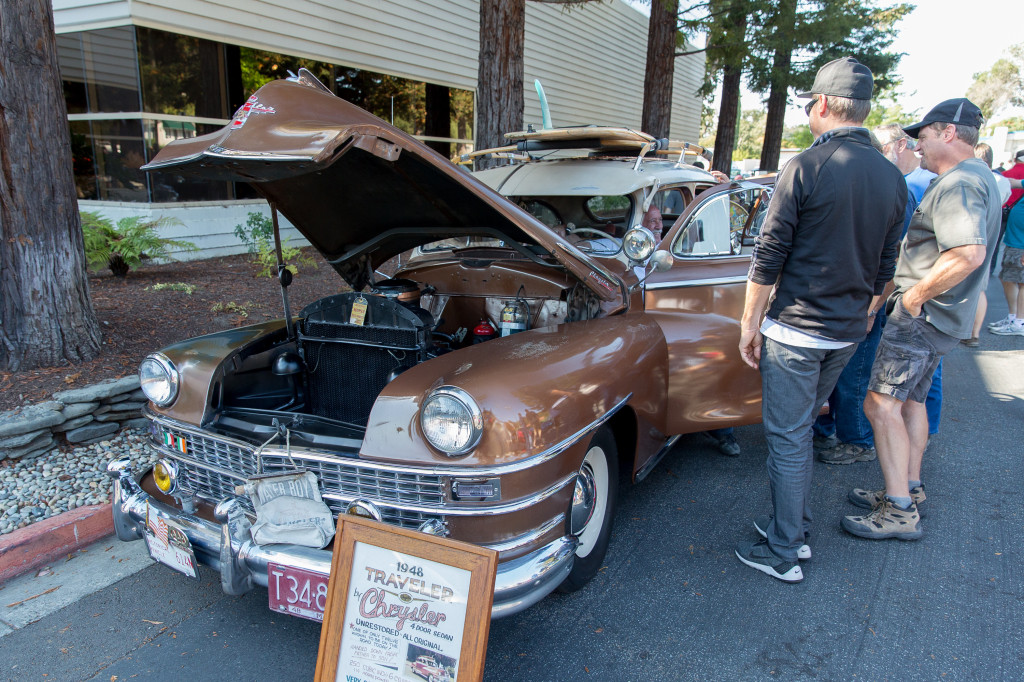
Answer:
[{"left": 361, "top": 313, "right": 668, "bottom": 468}]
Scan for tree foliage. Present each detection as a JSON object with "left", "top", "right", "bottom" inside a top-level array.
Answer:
[
  {"left": 966, "top": 43, "right": 1024, "bottom": 120},
  {"left": 678, "top": 0, "right": 911, "bottom": 171}
]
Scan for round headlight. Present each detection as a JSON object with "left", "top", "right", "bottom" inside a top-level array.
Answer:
[
  {"left": 139, "top": 354, "right": 179, "bottom": 407},
  {"left": 622, "top": 226, "right": 657, "bottom": 262},
  {"left": 420, "top": 386, "right": 483, "bottom": 456}
]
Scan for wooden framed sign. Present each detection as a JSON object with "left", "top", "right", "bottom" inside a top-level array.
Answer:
[{"left": 315, "top": 515, "right": 498, "bottom": 682}]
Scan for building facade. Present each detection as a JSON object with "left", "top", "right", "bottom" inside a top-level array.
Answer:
[{"left": 55, "top": 0, "right": 705, "bottom": 257}]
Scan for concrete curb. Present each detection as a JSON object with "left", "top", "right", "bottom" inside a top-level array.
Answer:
[{"left": 0, "top": 503, "right": 113, "bottom": 584}]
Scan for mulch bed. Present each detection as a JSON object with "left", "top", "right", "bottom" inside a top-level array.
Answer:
[{"left": 0, "top": 249, "right": 341, "bottom": 414}]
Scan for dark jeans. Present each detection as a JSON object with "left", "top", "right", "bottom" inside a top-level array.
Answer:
[
  {"left": 813, "top": 311, "right": 943, "bottom": 445},
  {"left": 760, "top": 338, "right": 857, "bottom": 562}
]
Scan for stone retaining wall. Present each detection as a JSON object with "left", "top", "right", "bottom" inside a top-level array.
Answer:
[{"left": 0, "top": 377, "right": 147, "bottom": 461}]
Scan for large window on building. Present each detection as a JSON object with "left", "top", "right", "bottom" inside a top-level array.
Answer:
[{"left": 58, "top": 26, "right": 474, "bottom": 203}]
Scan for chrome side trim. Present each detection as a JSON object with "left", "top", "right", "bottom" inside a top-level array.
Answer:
[
  {"left": 481, "top": 515, "right": 564, "bottom": 554},
  {"left": 645, "top": 276, "right": 747, "bottom": 290}
]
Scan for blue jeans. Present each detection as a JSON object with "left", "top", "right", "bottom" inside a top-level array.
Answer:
[
  {"left": 813, "top": 311, "right": 885, "bottom": 446},
  {"left": 926, "top": 360, "right": 942, "bottom": 435},
  {"left": 760, "top": 338, "right": 857, "bottom": 562},
  {"left": 814, "top": 312, "right": 943, "bottom": 444}
]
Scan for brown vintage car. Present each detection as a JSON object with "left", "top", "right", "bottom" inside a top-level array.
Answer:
[{"left": 107, "top": 70, "right": 772, "bottom": 619}]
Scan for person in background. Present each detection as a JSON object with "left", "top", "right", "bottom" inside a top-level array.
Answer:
[
  {"left": 843, "top": 99, "right": 1001, "bottom": 541},
  {"left": 989, "top": 149, "right": 1024, "bottom": 336},
  {"left": 964, "top": 143, "right": 1012, "bottom": 346},
  {"left": 736, "top": 57, "right": 905, "bottom": 581}
]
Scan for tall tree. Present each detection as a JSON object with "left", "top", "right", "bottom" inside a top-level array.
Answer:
[
  {"left": 754, "top": 0, "right": 797, "bottom": 172},
  {"left": 699, "top": 0, "right": 754, "bottom": 174},
  {"left": 751, "top": 1, "right": 912, "bottom": 171},
  {"left": 475, "top": 0, "right": 598, "bottom": 169},
  {"left": 1, "top": 0, "right": 102, "bottom": 371},
  {"left": 642, "top": 0, "right": 679, "bottom": 139},
  {"left": 476, "top": 0, "right": 526, "bottom": 170}
]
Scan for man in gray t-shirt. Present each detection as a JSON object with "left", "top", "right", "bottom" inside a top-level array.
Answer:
[{"left": 842, "top": 98, "right": 1001, "bottom": 542}]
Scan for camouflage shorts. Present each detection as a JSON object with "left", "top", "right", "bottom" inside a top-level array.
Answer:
[
  {"left": 869, "top": 295, "right": 959, "bottom": 403},
  {"left": 1000, "top": 247, "right": 1024, "bottom": 284}
]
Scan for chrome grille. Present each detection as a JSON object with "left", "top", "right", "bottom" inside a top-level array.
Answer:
[
  {"left": 151, "top": 422, "right": 445, "bottom": 530},
  {"left": 161, "top": 424, "right": 257, "bottom": 477},
  {"left": 261, "top": 454, "right": 445, "bottom": 506}
]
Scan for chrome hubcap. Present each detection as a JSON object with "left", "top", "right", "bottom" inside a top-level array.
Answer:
[{"left": 571, "top": 463, "right": 597, "bottom": 536}]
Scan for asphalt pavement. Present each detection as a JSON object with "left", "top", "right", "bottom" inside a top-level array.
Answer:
[{"left": 2, "top": 281, "right": 1022, "bottom": 681}]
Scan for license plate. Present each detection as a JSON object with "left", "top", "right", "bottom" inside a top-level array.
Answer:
[
  {"left": 144, "top": 503, "right": 199, "bottom": 579},
  {"left": 267, "top": 562, "right": 329, "bottom": 622}
]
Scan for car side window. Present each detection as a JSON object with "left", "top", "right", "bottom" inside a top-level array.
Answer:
[{"left": 672, "top": 189, "right": 763, "bottom": 257}]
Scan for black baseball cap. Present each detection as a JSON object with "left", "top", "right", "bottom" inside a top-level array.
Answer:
[
  {"left": 902, "top": 98, "right": 985, "bottom": 138},
  {"left": 797, "top": 57, "right": 873, "bottom": 101}
]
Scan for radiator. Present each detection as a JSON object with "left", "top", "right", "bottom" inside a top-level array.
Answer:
[{"left": 298, "top": 293, "right": 432, "bottom": 426}]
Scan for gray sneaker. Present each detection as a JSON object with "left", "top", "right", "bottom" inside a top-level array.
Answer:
[
  {"left": 849, "top": 485, "right": 926, "bottom": 512},
  {"left": 735, "top": 538, "right": 803, "bottom": 582},
  {"left": 841, "top": 498, "right": 922, "bottom": 540},
  {"left": 817, "top": 442, "right": 876, "bottom": 465},
  {"left": 752, "top": 515, "right": 811, "bottom": 560}
]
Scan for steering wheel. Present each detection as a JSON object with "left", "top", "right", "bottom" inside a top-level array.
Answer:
[{"left": 568, "top": 227, "right": 623, "bottom": 256}]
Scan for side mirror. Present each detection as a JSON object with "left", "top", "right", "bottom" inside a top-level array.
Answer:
[
  {"left": 650, "top": 249, "right": 674, "bottom": 272},
  {"left": 630, "top": 249, "right": 674, "bottom": 292}
]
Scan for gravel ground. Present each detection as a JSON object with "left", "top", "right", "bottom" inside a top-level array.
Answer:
[{"left": 0, "top": 430, "right": 158, "bottom": 535}]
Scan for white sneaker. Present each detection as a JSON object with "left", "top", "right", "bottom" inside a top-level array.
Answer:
[
  {"left": 753, "top": 516, "right": 811, "bottom": 560},
  {"left": 988, "top": 316, "right": 1015, "bottom": 330},
  {"left": 991, "top": 322, "right": 1024, "bottom": 336}
]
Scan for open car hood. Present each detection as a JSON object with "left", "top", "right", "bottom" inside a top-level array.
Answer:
[{"left": 143, "top": 72, "right": 623, "bottom": 302}]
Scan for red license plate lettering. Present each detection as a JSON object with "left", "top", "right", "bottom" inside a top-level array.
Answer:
[{"left": 267, "top": 563, "right": 329, "bottom": 622}]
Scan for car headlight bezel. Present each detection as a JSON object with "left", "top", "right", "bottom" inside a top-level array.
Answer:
[
  {"left": 139, "top": 353, "right": 179, "bottom": 407},
  {"left": 419, "top": 386, "right": 483, "bottom": 457}
]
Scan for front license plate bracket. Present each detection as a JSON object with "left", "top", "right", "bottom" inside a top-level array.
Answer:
[{"left": 144, "top": 502, "right": 199, "bottom": 580}]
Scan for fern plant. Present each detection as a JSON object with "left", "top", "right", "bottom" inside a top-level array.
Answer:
[{"left": 81, "top": 212, "right": 197, "bottom": 277}]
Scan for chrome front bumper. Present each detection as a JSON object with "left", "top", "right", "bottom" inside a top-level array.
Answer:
[{"left": 107, "top": 459, "right": 575, "bottom": 619}]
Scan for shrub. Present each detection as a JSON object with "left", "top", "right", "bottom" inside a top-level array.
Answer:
[
  {"left": 233, "top": 211, "right": 274, "bottom": 254},
  {"left": 81, "top": 212, "right": 197, "bottom": 277},
  {"left": 234, "top": 211, "right": 317, "bottom": 278}
]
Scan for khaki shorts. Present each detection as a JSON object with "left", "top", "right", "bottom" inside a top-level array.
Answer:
[
  {"left": 869, "top": 295, "right": 959, "bottom": 403},
  {"left": 1000, "top": 247, "right": 1024, "bottom": 284}
]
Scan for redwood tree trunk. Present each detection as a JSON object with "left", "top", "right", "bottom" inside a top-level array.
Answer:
[
  {"left": 0, "top": 0, "right": 102, "bottom": 371},
  {"left": 759, "top": 77, "right": 789, "bottom": 173},
  {"left": 712, "top": 65, "right": 742, "bottom": 175},
  {"left": 642, "top": 0, "right": 677, "bottom": 139},
  {"left": 475, "top": 0, "right": 525, "bottom": 170},
  {"left": 758, "top": 0, "right": 797, "bottom": 173}
]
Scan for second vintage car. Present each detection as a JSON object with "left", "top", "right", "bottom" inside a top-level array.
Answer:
[{"left": 107, "top": 70, "right": 771, "bottom": 620}]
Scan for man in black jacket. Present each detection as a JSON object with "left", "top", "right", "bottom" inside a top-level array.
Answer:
[{"left": 735, "top": 57, "right": 907, "bottom": 582}]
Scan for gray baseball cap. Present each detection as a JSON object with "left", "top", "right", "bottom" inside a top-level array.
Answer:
[
  {"left": 797, "top": 57, "right": 874, "bottom": 101},
  {"left": 902, "top": 98, "right": 985, "bottom": 138}
]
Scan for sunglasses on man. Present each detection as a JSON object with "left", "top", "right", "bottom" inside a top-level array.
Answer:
[{"left": 804, "top": 96, "right": 819, "bottom": 116}]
